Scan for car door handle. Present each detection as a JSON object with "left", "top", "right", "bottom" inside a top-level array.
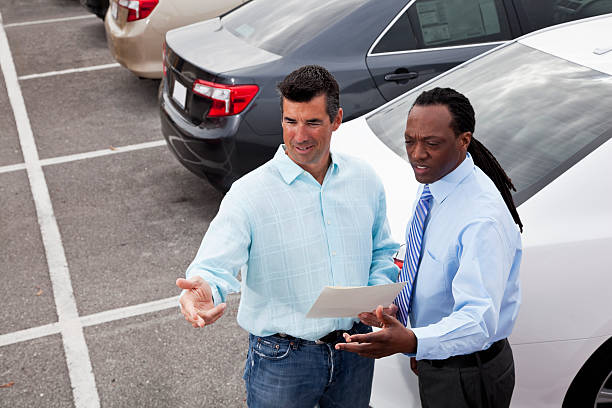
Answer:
[{"left": 384, "top": 72, "right": 418, "bottom": 82}]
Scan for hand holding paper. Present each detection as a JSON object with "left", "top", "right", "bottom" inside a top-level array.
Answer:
[
  {"left": 305, "top": 282, "right": 406, "bottom": 318},
  {"left": 335, "top": 305, "right": 418, "bottom": 358},
  {"left": 358, "top": 303, "right": 399, "bottom": 327}
]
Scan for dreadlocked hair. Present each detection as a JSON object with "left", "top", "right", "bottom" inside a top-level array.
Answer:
[{"left": 413, "top": 87, "right": 523, "bottom": 232}]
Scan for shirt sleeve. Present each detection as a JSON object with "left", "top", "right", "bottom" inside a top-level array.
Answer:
[
  {"left": 412, "top": 218, "right": 515, "bottom": 359},
  {"left": 184, "top": 187, "right": 251, "bottom": 305},
  {"left": 368, "top": 181, "right": 400, "bottom": 287}
]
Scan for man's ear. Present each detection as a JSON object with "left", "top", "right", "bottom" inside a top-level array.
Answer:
[
  {"left": 459, "top": 131, "right": 472, "bottom": 152},
  {"left": 332, "top": 108, "right": 343, "bottom": 131}
]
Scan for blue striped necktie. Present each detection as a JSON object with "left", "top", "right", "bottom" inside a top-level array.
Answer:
[{"left": 395, "top": 185, "right": 433, "bottom": 326}]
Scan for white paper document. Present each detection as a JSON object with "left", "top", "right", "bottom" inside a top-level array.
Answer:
[{"left": 306, "top": 282, "right": 407, "bottom": 318}]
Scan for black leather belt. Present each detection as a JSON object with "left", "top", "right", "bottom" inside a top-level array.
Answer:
[
  {"left": 274, "top": 322, "right": 361, "bottom": 345},
  {"left": 425, "top": 339, "right": 507, "bottom": 368}
]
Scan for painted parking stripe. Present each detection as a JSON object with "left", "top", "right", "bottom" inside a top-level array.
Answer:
[
  {"left": 0, "top": 140, "right": 166, "bottom": 175},
  {"left": 80, "top": 296, "right": 180, "bottom": 328},
  {"left": 0, "top": 162, "right": 26, "bottom": 174},
  {"left": 40, "top": 140, "right": 167, "bottom": 166},
  {"left": 3, "top": 14, "right": 96, "bottom": 28},
  {"left": 0, "top": 13, "right": 100, "bottom": 408},
  {"left": 0, "top": 322, "right": 61, "bottom": 347},
  {"left": 0, "top": 296, "right": 179, "bottom": 348},
  {"left": 19, "top": 63, "right": 121, "bottom": 81}
]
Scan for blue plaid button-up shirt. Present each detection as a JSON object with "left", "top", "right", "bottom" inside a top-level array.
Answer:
[{"left": 185, "top": 145, "right": 399, "bottom": 341}]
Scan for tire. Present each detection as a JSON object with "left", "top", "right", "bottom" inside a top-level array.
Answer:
[{"left": 563, "top": 337, "right": 612, "bottom": 408}]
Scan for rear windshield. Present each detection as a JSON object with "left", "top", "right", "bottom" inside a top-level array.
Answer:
[
  {"left": 366, "top": 43, "right": 612, "bottom": 205},
  {"left": 222, "top": 0, "right": 367, "bottom": 55},
  {"left": 515, "top": 0, "right": 612, "bottom": 32}
]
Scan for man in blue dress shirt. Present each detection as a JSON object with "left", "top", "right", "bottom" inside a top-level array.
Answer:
[
  {"left": 337, "top": 88, "right": 523, "bottom": 407},
  {"left": 176, "top": 65, "right": 399, "bottom": 407}
]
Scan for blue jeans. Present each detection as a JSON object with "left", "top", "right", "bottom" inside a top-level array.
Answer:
[{"left": 243, "top": 322, "right": 374, "bottom": 408}]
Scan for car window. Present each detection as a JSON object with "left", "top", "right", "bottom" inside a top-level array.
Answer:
[
  {"left": 372, "top": 0, "right": 512, "bottom": 54},
  {"left": 372, "top": 9, "right": 418, "bottom": 54},
  {"left": 222, "top": 0, "right": 368, "bottom": 55},
  {"left": 514, "top": 0, "right": 612, "bottom": 32},
  {"left": 366, "top": 42, "right": 612, "bottom": 205}
]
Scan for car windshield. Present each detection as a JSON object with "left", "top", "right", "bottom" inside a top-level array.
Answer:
[
  {"left": 222, "top": 0, "right": 368, "bottom": 55},
  {"left": 366, "top": 42, "right": 612, "bottom": 205}
]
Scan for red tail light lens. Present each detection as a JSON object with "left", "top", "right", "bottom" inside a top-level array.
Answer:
[
  {"left": 118, "top": 0, "right": 158, "bottom": 22},
  {"left": 393, "top": 245, "right": 405, "bottom": 269},
  {"left": 192, "top": 80, "right": 259, "bottom": 117}
]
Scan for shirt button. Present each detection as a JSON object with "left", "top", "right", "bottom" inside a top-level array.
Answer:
[
  {"left": 332, "top": 251, "right": 337, "bottom": 256},
  {"left": 327, "top": 220, "right": 331, "bottom": 225}
]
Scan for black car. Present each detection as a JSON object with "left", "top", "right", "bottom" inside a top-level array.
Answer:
[
  {"left": 80, "top": 0, "right": 109, "bottom": 19},
  {"left": 160, "top": 0, "right": 612, "bottom": 191}
]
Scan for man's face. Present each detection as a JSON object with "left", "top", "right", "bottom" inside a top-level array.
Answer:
[
  {"left": 404, "top": 104, "right": 470, "bottom": 184},
  {"left": 282, "top": 94, "right": 342, "bottom": 177}
]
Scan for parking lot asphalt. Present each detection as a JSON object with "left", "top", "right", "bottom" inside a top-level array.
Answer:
[
  {"left": 0, "top": 73, "right": 20, "bottom": 164},
  {"left": 0, "top": 1, "right": 247, "bottom": 407}
]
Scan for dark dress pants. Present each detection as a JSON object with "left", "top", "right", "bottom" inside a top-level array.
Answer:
[{"left": 416, "top": 339, "right": 515, "bottom": 408}]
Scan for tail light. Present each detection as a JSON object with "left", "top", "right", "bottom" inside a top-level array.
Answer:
[
  {"left": 393, "top": 245, "right": 406, "bottom": 269},
  {"left": 118, "top": 0, "right": 159, "bottom": 22},
  {"left": 192, "top": 80, "right": 259, "bottom": 117},
  {"left": 162, "top": 41, "right": 166, "bottom": 76}
]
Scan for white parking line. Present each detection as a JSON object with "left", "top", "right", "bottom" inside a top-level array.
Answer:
[
  {"left": 19, "top": 63, "right": 121, "bottom": 81},
  {"left": 0, "top": 296, "right": 179, "bottom": 348},
  {"left": 0, "top": 322, "right": 60, "bottom": 347},
  {"left": 80, "top": 296, "right": 180, "bottom": 328},
  {"left": 0, "top": 140, "right": 167, "bottom": 175},
  {"left": 0, "top": 13, "right": 100, "bottom": 408},
  {"left": 40, "top": 140, "right": 167, "bottom": 166},
  {"left": 3, "top": 14, "right": 96, "bottom": 28},
  {"left": 0, "top": 162, "right": 26, "bottom": 174}
]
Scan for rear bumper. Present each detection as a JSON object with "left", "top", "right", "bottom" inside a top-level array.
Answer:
[
  {"left": 104, "top": 11, "right": 163, "bottom": 78},
  {"left": 159, "top": 80, "right": 246, "bottom": 191}
]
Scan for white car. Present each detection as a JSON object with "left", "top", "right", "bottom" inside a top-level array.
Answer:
[{"left": 331, "top": 13, "right": 612, "bottom": 408}]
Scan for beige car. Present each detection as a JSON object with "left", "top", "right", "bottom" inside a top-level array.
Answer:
[{"left": 105, "top": 0, "right": 245, "bottom": 79}]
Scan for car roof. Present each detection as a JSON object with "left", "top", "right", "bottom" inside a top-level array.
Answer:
[{"left": 518, "top": 13, "right": 612, "bottom": 75}]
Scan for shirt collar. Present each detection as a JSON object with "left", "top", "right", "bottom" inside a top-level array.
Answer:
[
  {"left": 272, "top": 144, "right": 341, "bottom": 185},
  {"left": 427, "top": 153, "right": 474, "bottom": 203}
]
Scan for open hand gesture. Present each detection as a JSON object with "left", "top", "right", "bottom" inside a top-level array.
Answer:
[{"left": 176, "top": 276, "right": 226, "bottom": 328}]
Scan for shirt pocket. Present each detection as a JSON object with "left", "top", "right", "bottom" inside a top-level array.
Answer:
[{"left": 416, "top": 250, "right": 451, "bottom": 300}]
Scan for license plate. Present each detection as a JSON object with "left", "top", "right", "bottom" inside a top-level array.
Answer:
[
  {"left": 111, "top": 1, "right": 118, "bottom": 20},
  {"left": 172, "top": 80, "right": 187, "bottom": 109}
]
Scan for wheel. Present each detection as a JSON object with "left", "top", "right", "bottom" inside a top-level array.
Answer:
[
  {"left": 595, "top": 371, "right": 612, "bottom": 407},
  {"left": 563, "top": 337, "right": 612, "bottom": 408}
]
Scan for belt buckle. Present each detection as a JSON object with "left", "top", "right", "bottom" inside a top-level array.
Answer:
[{"left": 315, "top": 339, "right": 325, "bottom": 345}]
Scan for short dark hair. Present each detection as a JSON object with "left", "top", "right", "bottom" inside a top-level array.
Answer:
[
  {"left": 277, "top": 65, "right": 340, "bottom": 122},
  {"left": 412, "top": 87, "right": 523, "bottom": 232}
]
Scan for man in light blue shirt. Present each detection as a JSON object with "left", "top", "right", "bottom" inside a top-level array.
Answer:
[
  {"left": 176, "top": 65, "right": 398, "bottom": 407},
  {"left": 337, "top": 88, "right": 523, "bottom": 407}
]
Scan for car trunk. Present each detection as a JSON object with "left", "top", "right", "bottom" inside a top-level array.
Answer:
[{"left": 163, "top": 18, "right": 280, "bottom": 126}]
